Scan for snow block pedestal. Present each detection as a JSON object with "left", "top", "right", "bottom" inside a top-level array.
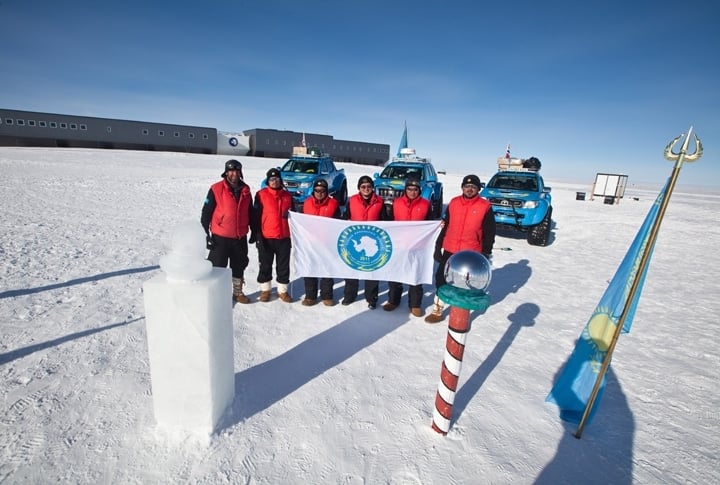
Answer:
[
  {"left": 142, "top": 220, "right": 235, "bottom": 435},
  {"left": 143, "top": 268, "right": 234, "bottom": 434}
]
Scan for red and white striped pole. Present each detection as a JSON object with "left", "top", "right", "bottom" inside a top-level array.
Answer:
[
  {"left": 432, "top": 306, "right": 471, "bottom": 435},
  {"left": 430, "top": 250, "right": 492, "bottom": 436}
]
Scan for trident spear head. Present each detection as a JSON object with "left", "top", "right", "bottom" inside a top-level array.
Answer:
[{"left": 664, "top": 127, "right": 703, "bottom": 164}]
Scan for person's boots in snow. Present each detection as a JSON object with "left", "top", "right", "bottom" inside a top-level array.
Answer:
[
  {"left": 259, "top": 281, "right": 272, "bottom": 302},
  {"left": 424, "top": 295, "right": 445, "bottom": 324},
  {"left": 232, "top": 278, "right": 250, "bottom": 304},
  {"left": 278, "top": 282, "right": 292, "bottom": 303}
]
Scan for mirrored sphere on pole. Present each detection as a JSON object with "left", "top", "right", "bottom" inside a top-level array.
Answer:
[{"left": 444, "top": 250, "right": 492, "bottom": 291}]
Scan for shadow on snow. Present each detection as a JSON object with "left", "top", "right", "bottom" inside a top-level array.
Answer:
[{"left": 0, "top": 265, "right": 160, "bottom": 299}]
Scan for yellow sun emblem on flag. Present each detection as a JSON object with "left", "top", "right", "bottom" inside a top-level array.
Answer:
[{"left": 587, "top": 309, "right": 617, "bottom": 352}]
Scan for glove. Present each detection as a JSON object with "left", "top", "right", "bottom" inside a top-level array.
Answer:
[
  {"left": 206, "top": 235, "right": 215, "bottom": 250},
  {"left": 433, "top": 247, "right": 443, "bottom": 263},
  {"left": 248, "top": 232, "right": 257, "bottom": 244}
]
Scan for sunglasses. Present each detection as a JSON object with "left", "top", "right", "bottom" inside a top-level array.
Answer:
[
  {"left": 359, "top": 184, "right": 373, "bottom": 189},
  {"left": 406, "top": 186, "right": 420, "bottom": 191}
]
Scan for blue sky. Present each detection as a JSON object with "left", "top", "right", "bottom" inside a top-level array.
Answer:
[{"left": 2, "top": 0, "right": 718, "bottom": 188}]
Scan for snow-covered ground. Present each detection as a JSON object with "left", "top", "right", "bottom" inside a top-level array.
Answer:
[{"left": 1, "top": 147, "right": 718, "bottom": 484}]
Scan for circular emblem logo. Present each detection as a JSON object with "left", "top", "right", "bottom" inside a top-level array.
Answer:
[
  {"left": 337, "top": 224, "right": 392, "bottom": 271},
  {"left": 229, "top": 137, "right": 238, "bottom": 147}
]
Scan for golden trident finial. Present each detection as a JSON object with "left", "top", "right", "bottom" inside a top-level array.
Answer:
[{"left": 664, "top": 127, "right": 703, "bottom": 165}]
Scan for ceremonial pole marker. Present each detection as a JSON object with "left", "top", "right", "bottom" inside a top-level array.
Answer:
[{"left": 431, "top": 251, "right": 492, "bottom": 435}]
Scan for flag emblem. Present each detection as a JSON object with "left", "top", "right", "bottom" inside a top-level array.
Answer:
[{"left": 337, "top": 225, "right": 393, "bottom": 271}]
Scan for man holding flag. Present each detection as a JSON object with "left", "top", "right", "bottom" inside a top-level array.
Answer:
[{"left": 342, "top": 175, "right": 388, "bottom": 309}]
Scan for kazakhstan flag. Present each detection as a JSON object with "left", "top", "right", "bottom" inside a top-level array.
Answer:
[{"left": 546, "top": 178, "right": 668, "bottom": 424}]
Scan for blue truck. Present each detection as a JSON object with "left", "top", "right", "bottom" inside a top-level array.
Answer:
[
  {"left": 263, "top": 147, "right": 348, "bottom": 212},
  {"left": 372, "top": 148, "right": 444, "bottom": 219},
  {"left": 480, "top": 157, "right": 552, "bottom": 246}
]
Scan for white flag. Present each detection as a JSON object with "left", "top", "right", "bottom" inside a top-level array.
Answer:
[{"left": 289, "top": 212, "right": 442, "bottom": 285}]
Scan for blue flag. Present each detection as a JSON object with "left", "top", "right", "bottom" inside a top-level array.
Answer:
[
  {"left": 546, "top": 178, "right": 668, "bottom": 424},
  {"left": 397, "top": 122, "right": 408, "bottom": 157}
]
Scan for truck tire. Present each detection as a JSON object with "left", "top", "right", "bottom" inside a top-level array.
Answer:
[
  {"left": 432, "top": 190, "right": 443, "bottom": 219},
  {"left": 527, "top": 209, "right": 552, "bottom": 246},
  {"left": 337, "top": 181, "right": 348, "bottom": 206}
]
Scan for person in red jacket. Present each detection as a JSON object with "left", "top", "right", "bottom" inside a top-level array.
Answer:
[
  {"left": 201, "top": 159, "right": 254, "bottom": 304},
  {"left": 425, "top": 174, "right": 495, "bottom": 323},
  {"left": 343, "top": 175, "right": 387, "bottom": 309},
  {"left": 301, "top": 179, "right": 342, "bottom": 306},
  {"left": 253, "top": 168, "right": 294, "bottom": 302},
  {"left": 382, "top": 178, "right": 432, "bottom": 317}
]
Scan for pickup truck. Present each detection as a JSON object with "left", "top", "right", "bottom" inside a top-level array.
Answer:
[
  {"left": 480, "top": 157, "right": 552, "bottom": 246},
  {"left": 372, "top": 148, "right": 444, "bottom": 219},
  {"left": 263, "top": 147, "right": 348, "bottom": 212}
]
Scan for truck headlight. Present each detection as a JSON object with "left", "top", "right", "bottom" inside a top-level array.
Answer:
[
  {"left": 298, "top": 182, "right": 312, "bottom": 189},
  {"left": 523, "top": 200, "right": 538, "bottom": 209}
]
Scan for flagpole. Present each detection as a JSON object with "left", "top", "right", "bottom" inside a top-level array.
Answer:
[{"left": 574, "top": 128, "right": 703, "bottom": 438}]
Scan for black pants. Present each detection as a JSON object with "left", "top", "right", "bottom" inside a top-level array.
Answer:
[
  {"left": 433, "top": 250, "right": 454, "bottom": 289},
  {"left": 304, "top": 277, "right": 335, "bottom": 301},
  {"left": 207, "top": 235, "right": 249, "bottom": 280},
  {"left": 387, "top": 281, "right": 424, "bottom": 308},
  {"left": 344, "top": 279, "right": 379, "bottom": 305},
  {"left": 257, "top": 238, "right": 292, "bottom": 284}
]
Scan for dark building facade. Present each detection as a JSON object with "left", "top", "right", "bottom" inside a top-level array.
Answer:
[
  {"left": 1, "top": 109, "right": 390, "bottom": 166},
  {"left": 0, "top": 109, "right": 217, "bottom": 154},
  {"left": 244, "top": 128, "right": 389, "bottom": 166}
]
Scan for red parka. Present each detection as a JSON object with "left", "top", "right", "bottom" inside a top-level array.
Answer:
[
  {"left": 303, "top": 195, "right": 341, "bottom": 218},
  {"left": 207, "top": 180, "right": 252, "bottom": 238},
  {"left": 392, "top": 194, "right": 431, "bottom": 221},
  {"left": 346, "top": 192, "right": 384, "bottom": 221},
  {"left": 440, "top": 195, "right": 494, "bottom": 254},
  {"left": 255, "top": 187, "right": 293, "bottom": 239}
]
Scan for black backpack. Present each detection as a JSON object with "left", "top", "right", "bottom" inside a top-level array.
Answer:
[{"left": 523, "top": 156, "right": 541, "bottom": 171}]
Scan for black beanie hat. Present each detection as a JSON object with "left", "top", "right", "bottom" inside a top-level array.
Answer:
[
  {"left": 313, "top": 179, "right": 329, "bottom": 189},
  {"left": 222, "top": 159, "right": 243, "bottom": 178},
  {"left": 357, "top": 175, "right": 374, "bottom": 189},
  {"left": 266, "top": 167, "right": 282, "bottom": 183},
  {"left": 462, "top": 174, "right": 482, "bottom": 188},
  {"left": 405, "top": 178, "right": 421, "bottom": 189}
]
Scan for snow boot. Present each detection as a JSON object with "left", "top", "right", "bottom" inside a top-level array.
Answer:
[
  {"left": 278, "top": 283, "right": 292, "bottom": 303},
  {"left": 232, "top": 278, "right": 250, "bottom": 304},
  {"left": 411, "top": 307, "right": 425, "bottom": 317},
  {"left": 259, "top": 281, "right": 272, "bottom": 302},
  {"left": 424, "top": 296, "right": 445, "bottom": 324}
]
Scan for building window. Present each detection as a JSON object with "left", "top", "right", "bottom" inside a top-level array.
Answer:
[
  {"left": 202, "top": 134, "right": 209, "bottom": 140},
  {"left": 142, "top": 129, "right": 149, "bottom": 135},
  {"left": 28, "top": 120, "right": 36, "bottom": 126},
  {"left": 60, "top": 123, "right": 67, "bottom": 128},
  {"left": 106, "top": 126, "right": 111, "bottom": 133},
  {"left": 17, "top": 119, "right": 25, "bottom": 126},
  {"left": 174, "top": 131, "right": 180, "bottom": 137},
  {"left": 189, "top": 133, "right": 195, "bottom": 139},
  {"left": 80, "top": 124, "right": 87, "bottom": 130},
  {"left": 70, "top": 123, "right": 77, "bottom": 130},
  {"left": 39, "top": 121, "right": 47, "bottom": 127},
  {"left": 50, "top": 121, "right": 57, "bottom": 128},
  {"left": 158, "top": 130, "right": 164, "bottom": 136},
  {"left": 5, "top": 119, "right": 13, "bottom": 125}
]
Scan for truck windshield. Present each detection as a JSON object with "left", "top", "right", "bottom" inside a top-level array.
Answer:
[
  {"left": 282, "top": 160, "right": 318, "bottom": 173},
  {"left": 380, "top": 166, "right": 422, "bottom": 180},
  {"left": 489, "top": 176, "right": 537, "bottom": 191}
]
